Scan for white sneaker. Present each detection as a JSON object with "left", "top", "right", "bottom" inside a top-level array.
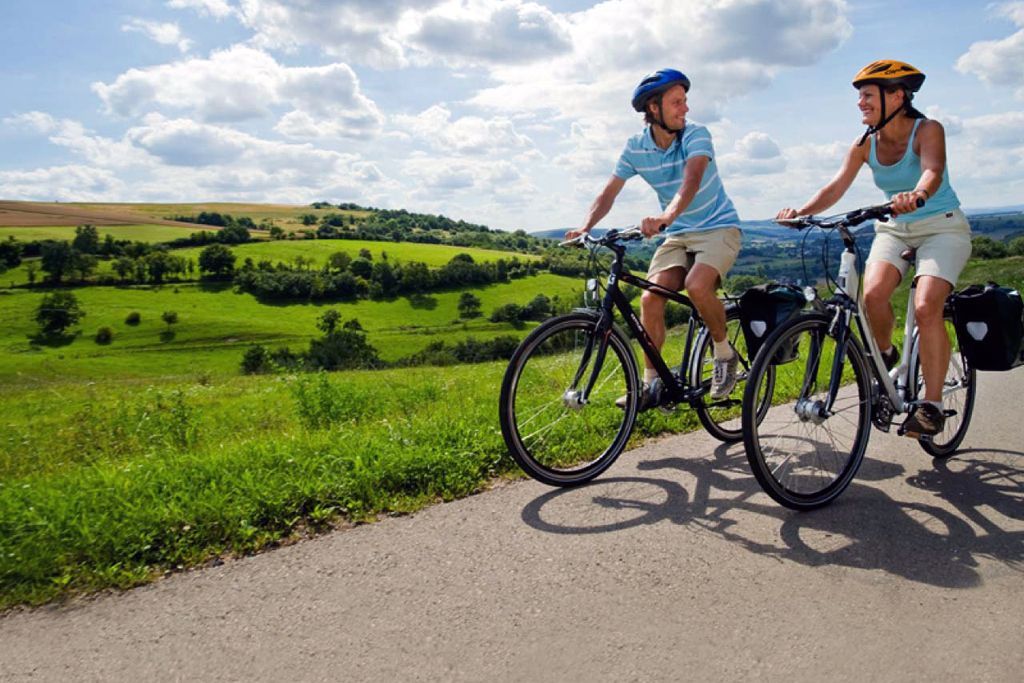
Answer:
[{"left": 710, "top": 350, "right": 738, "bottom": 400}]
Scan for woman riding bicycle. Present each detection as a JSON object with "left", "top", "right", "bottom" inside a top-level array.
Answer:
[{"left": 777, "top": 59, "right": 972, "bottom": 436}]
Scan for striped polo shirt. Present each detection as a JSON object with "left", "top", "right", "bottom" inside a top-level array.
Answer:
[{"left": 613, "top": 123, "right": 740, "bottom": 235}]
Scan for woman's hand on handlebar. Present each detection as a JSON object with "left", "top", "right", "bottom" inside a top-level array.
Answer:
[{"left": 890, "top": 190, "right": 926, "bottom": 216}]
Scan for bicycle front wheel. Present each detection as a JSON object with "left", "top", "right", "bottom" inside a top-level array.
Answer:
[
  {"left": 742, "top": 313, "right": 873, "bottom": 510},
  {"left": 690, "top": 304, "right": 775, "bottom": 443},
  {"left": 499, "top": 313, "right": 640, "bottom": 487},
  {"left": 913, "top": 319, "right": 976, "bottom": 458}
]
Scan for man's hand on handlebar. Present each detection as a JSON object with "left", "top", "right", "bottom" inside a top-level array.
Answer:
[
  {"left": 564, "top": 228, "right": 588, "bottom": 241},
  {"left": 640, "top": 215, "right": 668, "bottom": 237}
]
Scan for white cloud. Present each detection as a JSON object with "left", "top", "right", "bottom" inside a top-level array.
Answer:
[
  {"left": 92, "top": 46, "right": 383, "bottom": 138},
  {"left": 166, "top": 0, "right": 236, "bottom": 19},
  {"left": 720, "top": 131, "right": 786, "bottom": 176},
  {"left": 956, "top": 2, "right": 1024, "bottom": 97},
  {"left": 122, "top": 18, "right": 193, "bottom": 53},
  {"left": 406, "top": 1, "right": 572, "bottom": 66},
  {"left": 0, "top": 165, "right": 124, "bottom": 202},
  {"left": 391, "top": 104, "right": 535, "bottom": 155}
]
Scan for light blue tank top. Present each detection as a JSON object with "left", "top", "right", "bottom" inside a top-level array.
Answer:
[{"left": 868, "top": 118, "right": 960, "bottom": 222}]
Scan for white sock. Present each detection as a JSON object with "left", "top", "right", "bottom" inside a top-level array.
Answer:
[
  {"left": 644, "top": 368, "right": 658, "bottom": 384},
  {"left": 713, "top": 339, "right": 733, "bottom": 360}
]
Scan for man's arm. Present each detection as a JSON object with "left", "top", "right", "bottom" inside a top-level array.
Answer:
[
  {"left": 640, "top": 155, "right": 708, "bottom": 236},
  {"left": 566, "top": 175, "right": 626, "bottom": 239}
]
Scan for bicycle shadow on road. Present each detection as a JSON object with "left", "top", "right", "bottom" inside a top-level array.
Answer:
[{"left": 520, "top": 441, "right": 1023, "bottom": 589}]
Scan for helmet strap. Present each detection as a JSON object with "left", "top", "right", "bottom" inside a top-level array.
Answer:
[
  {"left": 857, "top": 84, "right": 906, "bottom": 147},
  {"left": 651, "top": 95, "right": 683, "bottom": 135}
]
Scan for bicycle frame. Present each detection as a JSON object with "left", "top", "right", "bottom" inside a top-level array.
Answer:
[
  {"left": 574, "top": 235, "right": 709, "bottom": 407},
  {"left": 810, "top": 220, "right": 928, "bottom": 419}
]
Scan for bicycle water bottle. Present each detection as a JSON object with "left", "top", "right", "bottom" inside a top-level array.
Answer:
[{"left": 836, "top": 251, "right": 858, "bottom": 301}]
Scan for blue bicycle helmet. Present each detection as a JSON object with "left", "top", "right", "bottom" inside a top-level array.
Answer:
[{"left": 631, "top": 68, "right": 691, "bottom": 112}]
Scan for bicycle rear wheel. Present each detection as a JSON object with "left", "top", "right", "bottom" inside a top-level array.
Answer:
[
  {"left": 913, "top": 319, "right": 976, "bottom": 458},
  {"left": 499, "top": 313, "right": 640, "bottom": 486},
  {"left": 742, "top": 313, "right": 873, "bottom": 510},
  {"left": 691, "top": 304, "right": 775, "bottom": 442}
]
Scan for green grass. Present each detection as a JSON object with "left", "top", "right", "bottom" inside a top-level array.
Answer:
[
  {"left": 171, "top": 238, "right": 540, "bottom": 269},
  {"left": 0, "top": 274, "right": 584, "bottom": 382},
  {"left": 2, "top": 255, "right": 1018, "bottom": 610},
  {"left": 0, "top": 224, "right": 201, "bottom": 243},
  {"left": 0, "top": 362, "right": 693, "bottom": 609}
]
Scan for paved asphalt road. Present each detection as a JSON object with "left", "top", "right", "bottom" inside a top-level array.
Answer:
[{"left": 2, "top": 371, "right": 1023, "bottom": 681}]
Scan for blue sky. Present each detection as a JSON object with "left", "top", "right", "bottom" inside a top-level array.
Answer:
[{"left": 2, "top": 0, "right": 1023, "bottom": 230}]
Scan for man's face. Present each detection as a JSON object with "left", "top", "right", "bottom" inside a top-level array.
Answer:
[{"left": 651, "top": 84, "right": 688, "bottom": 129}]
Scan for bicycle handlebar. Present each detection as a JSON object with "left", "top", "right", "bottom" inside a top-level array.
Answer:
[
  {"left": 774, "top": 198, "right": 925, "bottom": 231},
  {"left": 558, "top": 224, "right": 654, "bottom": 248}
]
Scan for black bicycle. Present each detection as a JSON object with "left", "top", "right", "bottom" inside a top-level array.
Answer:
[
  {"left": 499, "top": 226, "right": 774, "bottom": 487},
  {"left": 741, "top": 201, "right": 976, "bottom": 510}
]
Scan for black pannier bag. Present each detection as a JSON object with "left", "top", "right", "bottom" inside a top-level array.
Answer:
[
  {"left": 950, "top": 282, "right": 1024, "bottom": 371},
  {"left": 738, "top": 283, "right": 805, "bottom": 364}
]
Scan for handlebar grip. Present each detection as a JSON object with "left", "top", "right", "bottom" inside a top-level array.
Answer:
[
  {"left": 658, "top": 224, "right": 667, "bottom": 233},
  {"left": 915, "top": 197, "right": 925, "bottom": 208}
]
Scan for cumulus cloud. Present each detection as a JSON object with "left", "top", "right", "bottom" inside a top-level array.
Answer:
[
  {"left": 122, "top": 18, "right": 192, "bottom": 52},
  {"left": 166, "top": 0, "right": 236, "bottom": 19},
  {"left": 720, "top": 131, "right": 786, "bottom": 176},
  {"left": 0, "top": 165, "right": 125, "bottom": 202},
  {"left": 233, "top": 0, "right": 573, "bottom": 69},
  {"left": 956, "top": 2, "right": 1024, "bottom": 96},
  {"left": 407, "top": 1, "right": 572, "bottom": 66},
  {"left": 391, "top": 104, "right": 535, "bottom": 155},
  {"left": 92, "top": 46, "right": 383, "bottom": 138}
]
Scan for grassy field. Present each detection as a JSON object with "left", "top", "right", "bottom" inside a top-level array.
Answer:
[
  {"left": 0, "top": 273, "right": 584, "bottom": 382},
  {"left": 2, "top": 252, "right": 1020, "bottom": 610},
  {"left": 0, "top": 224, "right": 204, "bottom": 244}
]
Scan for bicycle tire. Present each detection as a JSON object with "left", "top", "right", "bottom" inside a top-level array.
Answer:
[
  {"left": 742, "top": 312, "right": 873, "bottom": 510},
  {"left": 499, "top": 312, "right": 640, "bottom": 487},
  {"left": 911, "top": 319, "right": 976, "bottom": 458},
  {"left": 690, "top": 304, "right": 775, "bottom": 442}
]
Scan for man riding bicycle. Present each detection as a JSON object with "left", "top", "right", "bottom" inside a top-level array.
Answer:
[
  {"left": 566, "top": 68, "right": 743, "bottom": 410},
  {"left": 776, "top": 60, "right": 971, "bottom": 437}
]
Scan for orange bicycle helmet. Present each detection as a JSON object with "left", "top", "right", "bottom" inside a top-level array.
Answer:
[{"left": 852, "top": 60, "right": 926, "bottom": 145}]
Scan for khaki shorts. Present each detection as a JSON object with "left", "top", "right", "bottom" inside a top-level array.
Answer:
[
  {"left": 647, "top": 226, "right": 741, "bottom": 280},
  {"left": 867, "top": 208, "right": 972, "bottom": 285}
]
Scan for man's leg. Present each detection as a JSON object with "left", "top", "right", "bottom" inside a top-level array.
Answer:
[
  {"left": 685, "top": 263, "right": 737, "bottom": 399},
  {"left": 640, "top": 266, "right": 685, "bottom": 377},
  {"left": 685, "top": 263, "right": 727, "bottom": 343}
]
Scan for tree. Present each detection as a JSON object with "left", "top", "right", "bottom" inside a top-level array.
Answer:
[
  {"left": 458, "top": 292, "right": 482, "bottom": 319},
  {"left": 35, "top": 291, "right": 84, "bottom": 335},
  {"left": 161, "top": 310, "right": 179, "bottom": 328},
  {"left": 146, "top": 250, "right": 174, "bottom": 284},
  {"left": 349, "top": 257, "right": 372, "bottom": 279},
  {"left": 114, "top": 257, "right": 135, "bottom": 282},
  {"left": 40, "top": 241, "right": 74, "bottom": 283},
  {"left": 218, "top": 223, "right": 251, "bottom": 244},
  {"left": 198, "top": 243, "right": 236, "bottom": 278},
  {"left": 358, "top": 248, "right": 373, "bottom": 260},
  {"left": 0, "top": 236, "right": 22, "bottom": 272},
  {"left": 71, "top": 251, "right": 98, "bottom": 281},
  {"left": 1009, "top": 236, "right": 1024, "bottom": 257},
  {"left": 72, "top": 225, "right": 100, "bottom": 254},
  {"left": 327, "top": 251, "right": 352, "bottom": 272},
  {"left": 317, "top": 309, "right": 342, "bottom": 335},
  {"left": 971, "top": 236, "right": 1008, "bottom": 259},
  {"left": 300, "top": 213, "right": 318, "bottom": 226}
]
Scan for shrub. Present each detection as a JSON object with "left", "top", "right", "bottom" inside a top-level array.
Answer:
[
  {"left": 95, "top": 327, "right": 114, "bottom": 345},
  {"left": 241, "top": 345, "right": 272, "bottom": 374},
  {"left": 125, "top": 311, "right": 141, "bottom": 325}
]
